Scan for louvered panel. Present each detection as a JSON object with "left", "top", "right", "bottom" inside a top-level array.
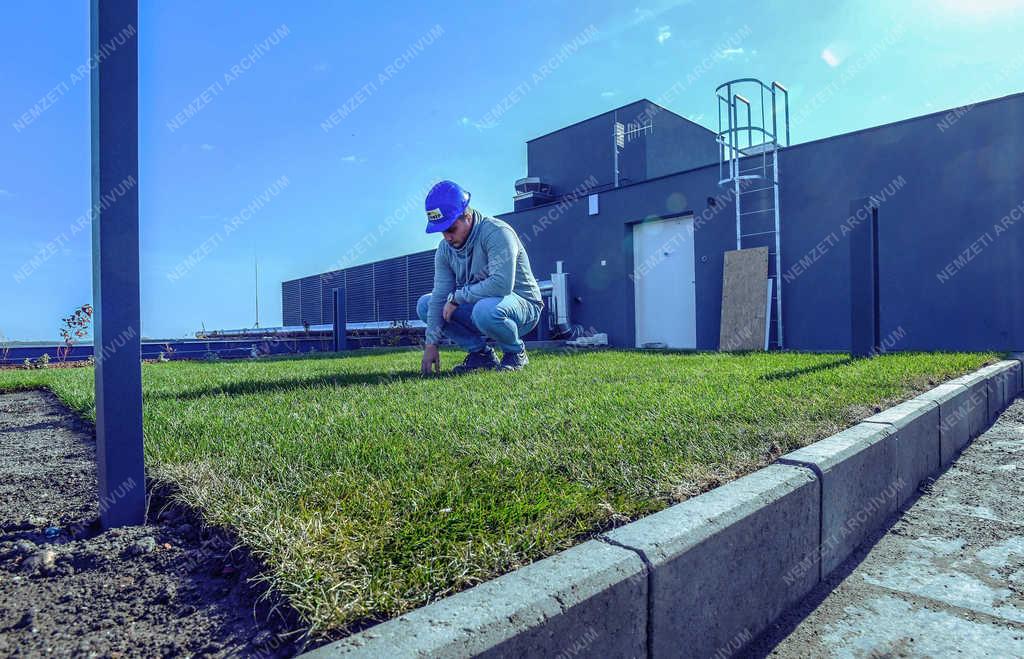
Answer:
[
  {"left": 299, "top": 276, "right": 323, "bottom": 325},
  {"left": 344, "top": 264, "right": 375, "bottom": 322},
  {"left": 406, "top": 250, "right": 436, "bottom": 318},
  {"left": 374, "top": 257, "right": 409, "bottom": 321},
  {"left": 281, "top": 279, "right": 301, "bottom": 326}
]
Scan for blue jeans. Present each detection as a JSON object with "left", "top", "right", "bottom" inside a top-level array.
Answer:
[{"left": 417, "top": 293, "right": 541, "bottom": 354}]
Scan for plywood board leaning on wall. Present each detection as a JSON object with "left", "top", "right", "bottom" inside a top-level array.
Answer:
[{"left": 720, "top": 247, "right": 769, "bottom": 351}]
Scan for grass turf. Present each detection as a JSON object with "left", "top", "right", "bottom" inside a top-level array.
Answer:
[{"left": 0, "top": 349, "right": 996, "bottom": 634}]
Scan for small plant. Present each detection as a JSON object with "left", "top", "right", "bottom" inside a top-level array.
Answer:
[
  {"left": 0, "top": 334, "right": 10, "bottom": 365},
  {"left": 162, "top": 343, "right": 175, "bottom": 360},
  {"left": 203, "top": 351, "right": 221, "bottom": 362},
  {"left": 58, "top": 303, "right": 94, "bottom": 364},
  {"left": 157, "top": 351, "right": 170, "bottom": 363},
  {"left": 24, "top": 353, "right": 51, "bottom": 369},
  {"left": 383, "top": 320, "right": 415, "bottom": 347}
]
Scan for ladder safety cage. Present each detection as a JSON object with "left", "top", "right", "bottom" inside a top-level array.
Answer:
[{"left": 715, "top": 78, "right": 789, "bottom": 349}]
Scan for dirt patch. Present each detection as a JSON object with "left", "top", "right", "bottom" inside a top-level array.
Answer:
[{"left": 0, "top": 390, "right": 316, "bottom": 657}]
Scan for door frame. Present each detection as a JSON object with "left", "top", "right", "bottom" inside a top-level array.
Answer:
[{"left": 630, "top": 213, "right": 698, "bottom": 349}]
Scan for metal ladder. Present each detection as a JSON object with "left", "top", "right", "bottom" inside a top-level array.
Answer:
[{"left": 716, "top": 79, "right": 789, "bottom": 349}]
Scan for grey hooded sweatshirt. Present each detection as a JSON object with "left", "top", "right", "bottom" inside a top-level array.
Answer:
[{"left": 425, "top": 209, "right": 543, "bottom": 346}]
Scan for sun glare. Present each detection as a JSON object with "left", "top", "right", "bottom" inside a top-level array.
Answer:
[{"left": 937, "top": 0, "right": 1024, "bottom": 17}]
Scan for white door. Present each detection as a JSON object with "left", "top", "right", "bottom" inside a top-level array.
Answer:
[{"left": 633, "top": 216, "right": 697, "bottom": 348}]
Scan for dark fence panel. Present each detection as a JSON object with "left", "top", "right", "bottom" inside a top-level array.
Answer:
[{"left": 282, "top": 279, "right": 301, "bottom": 326}]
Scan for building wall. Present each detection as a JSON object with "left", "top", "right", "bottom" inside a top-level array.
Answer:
[
  {"left": 527, "top": 112, "right": 613, "bottom": 196},
  {"left": 642, "top": 105, "right": 720, "bottom": 180},
  {"left": 525, "top": 100, "right": 720, "bottom": 195},
  {"left": 779, "top": 91, "right": 1024, "bottom": 351},
  {"left": 286, "top": 92, "right": 1024, "bottom": 352},
  {"left": 500, "top": 165, "right": 732, "bottom": 348},
  {"left": 502, "top": 92, "right": 1024, "bottom": 352}
]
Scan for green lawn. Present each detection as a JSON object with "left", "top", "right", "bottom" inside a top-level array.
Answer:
[{"left": 0, "top": 349, "right": 996, "bottom": 634}]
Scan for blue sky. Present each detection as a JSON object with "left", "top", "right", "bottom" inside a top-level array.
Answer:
[{"left": 2, "top": 0, "right": 1022, "bottom": 341}]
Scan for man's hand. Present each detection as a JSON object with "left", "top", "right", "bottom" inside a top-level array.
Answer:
[
  {"left": 421, "top": 344, "right": 441, "bottom": 375},
  {"left": 442, "top": 301, "right": 458, "bottom": 322}
]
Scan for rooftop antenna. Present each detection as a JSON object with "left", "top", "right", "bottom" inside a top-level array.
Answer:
[{"left": 612, "top": 110, "right": 654, "bottom": 187}]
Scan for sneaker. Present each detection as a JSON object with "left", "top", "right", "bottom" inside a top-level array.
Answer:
[
  {"left": 498, "top": 348, "right": 529, "bottom": 371},
  {"left": 452, "top": 346, "right": 499, "bottom": 374}
]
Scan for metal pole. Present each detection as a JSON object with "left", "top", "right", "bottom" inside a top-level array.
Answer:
[
  {"left": 333, "top": 288, "right": 348, "bottom": 352},
  {"left": 773, "top": 81, "right": 790, "bottom": 146},
  {"left": 613, "top": 111, "right": 619, "bottom": 188},
  {"left": 254, "top": 258, "right": 260, "bottom": 328},
  {"left": 773, "top": 148, "right": 783, "bottom": 348},
  {"left": 91, "top": 0, "right": 145, "bottom": 528},
  {"left": 734, "top": 176, "right": 741, "bottom": 250}
]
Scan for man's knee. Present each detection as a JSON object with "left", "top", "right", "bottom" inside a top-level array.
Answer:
[
  {"left": 470, "top": 297, "right": 503, "bottom": 329},
  {"left": 416, "top": 293, "right": 431, "bottom": 322}
]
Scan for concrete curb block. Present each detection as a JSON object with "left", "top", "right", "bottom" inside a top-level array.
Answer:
[
  {"left": 978, "top": 361, "right": 1018, "bottom": 423},
  {"left": 983, "top": 364, "right": 1004, "bottom": 423},
  {"left": 946, "top": 370, "right": 991, "bottom": 440},
  {"left": 1000, "top": 358, "right": 1022, "bottom": 401},
  {"left": 1009, "top": 353, "right": 1024, "bottom": 394},
  {"left": 912, "top": 383, "right": 975, "bottom": 467},
  {"left": 777, "top": 423, "right": 896, "bottom": 577},
  {"left": 601, "top": 464, "right": 819, "bottom": 659},
  {"left": 302, "top": 539, "right": 647, "bottom": 658},
  {"left": 861, "top": 399, "right": 940, "bottom": 509},
  {"left": 301, "top": 362, "right": 1005, "bottom": 658}
]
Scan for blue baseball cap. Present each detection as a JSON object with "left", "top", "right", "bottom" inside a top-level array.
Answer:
[{"left": 424, "top": 180, "right": 471, "bottom": 233}]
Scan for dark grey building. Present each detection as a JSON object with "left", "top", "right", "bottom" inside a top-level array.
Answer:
[{"left": 284, "top": 87, "right": 1024, "bottom": 352}]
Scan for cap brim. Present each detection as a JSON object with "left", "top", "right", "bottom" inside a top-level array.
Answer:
[{"left": 425, "top": 216, "right": 458, "bottom": 234}]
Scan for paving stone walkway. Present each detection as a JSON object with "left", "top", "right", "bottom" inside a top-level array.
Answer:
[{"left": 747, "top": 397, "right": 1024, "bottom": 657}]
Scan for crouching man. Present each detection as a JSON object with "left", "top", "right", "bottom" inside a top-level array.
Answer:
[{"left": 418, "top": 180, "right": 543, "bottom": 374}]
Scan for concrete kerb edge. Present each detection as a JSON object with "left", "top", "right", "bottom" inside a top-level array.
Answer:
[
  {"left": 777, "top": 422, "right": 897, "bottom": 578},
  {"left": 601, "top": 463, "right": 820, "bottom": 658},
  {"left": 859, "top": 398, "right": 941, "bottom": 509},
  {"left": 980, "top": 360, "right": 1018, "bottom": 423},
  {"left": 298, "top": 362, "right": 1005, "bottom": 658},
  {"left": 946, "top": 370, "right": 992, "bottom": 440},
  {"left": 911, "top": 382, "right": 973, "bottom": 467},
  {"left": 1003, "top": 355, "right": 1023, "bottom": 399},
  {"left": 302, "top": 538, "right": 649, "bottom": 658}
]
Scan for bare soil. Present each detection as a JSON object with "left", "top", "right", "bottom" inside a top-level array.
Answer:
[{"left": 0, "top": 389, "right": 316, "bottom": 657}]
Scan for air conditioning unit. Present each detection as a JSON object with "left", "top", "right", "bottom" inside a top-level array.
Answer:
[{"left": 513, "top": 177, "right": 554, "bottom": 210}]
